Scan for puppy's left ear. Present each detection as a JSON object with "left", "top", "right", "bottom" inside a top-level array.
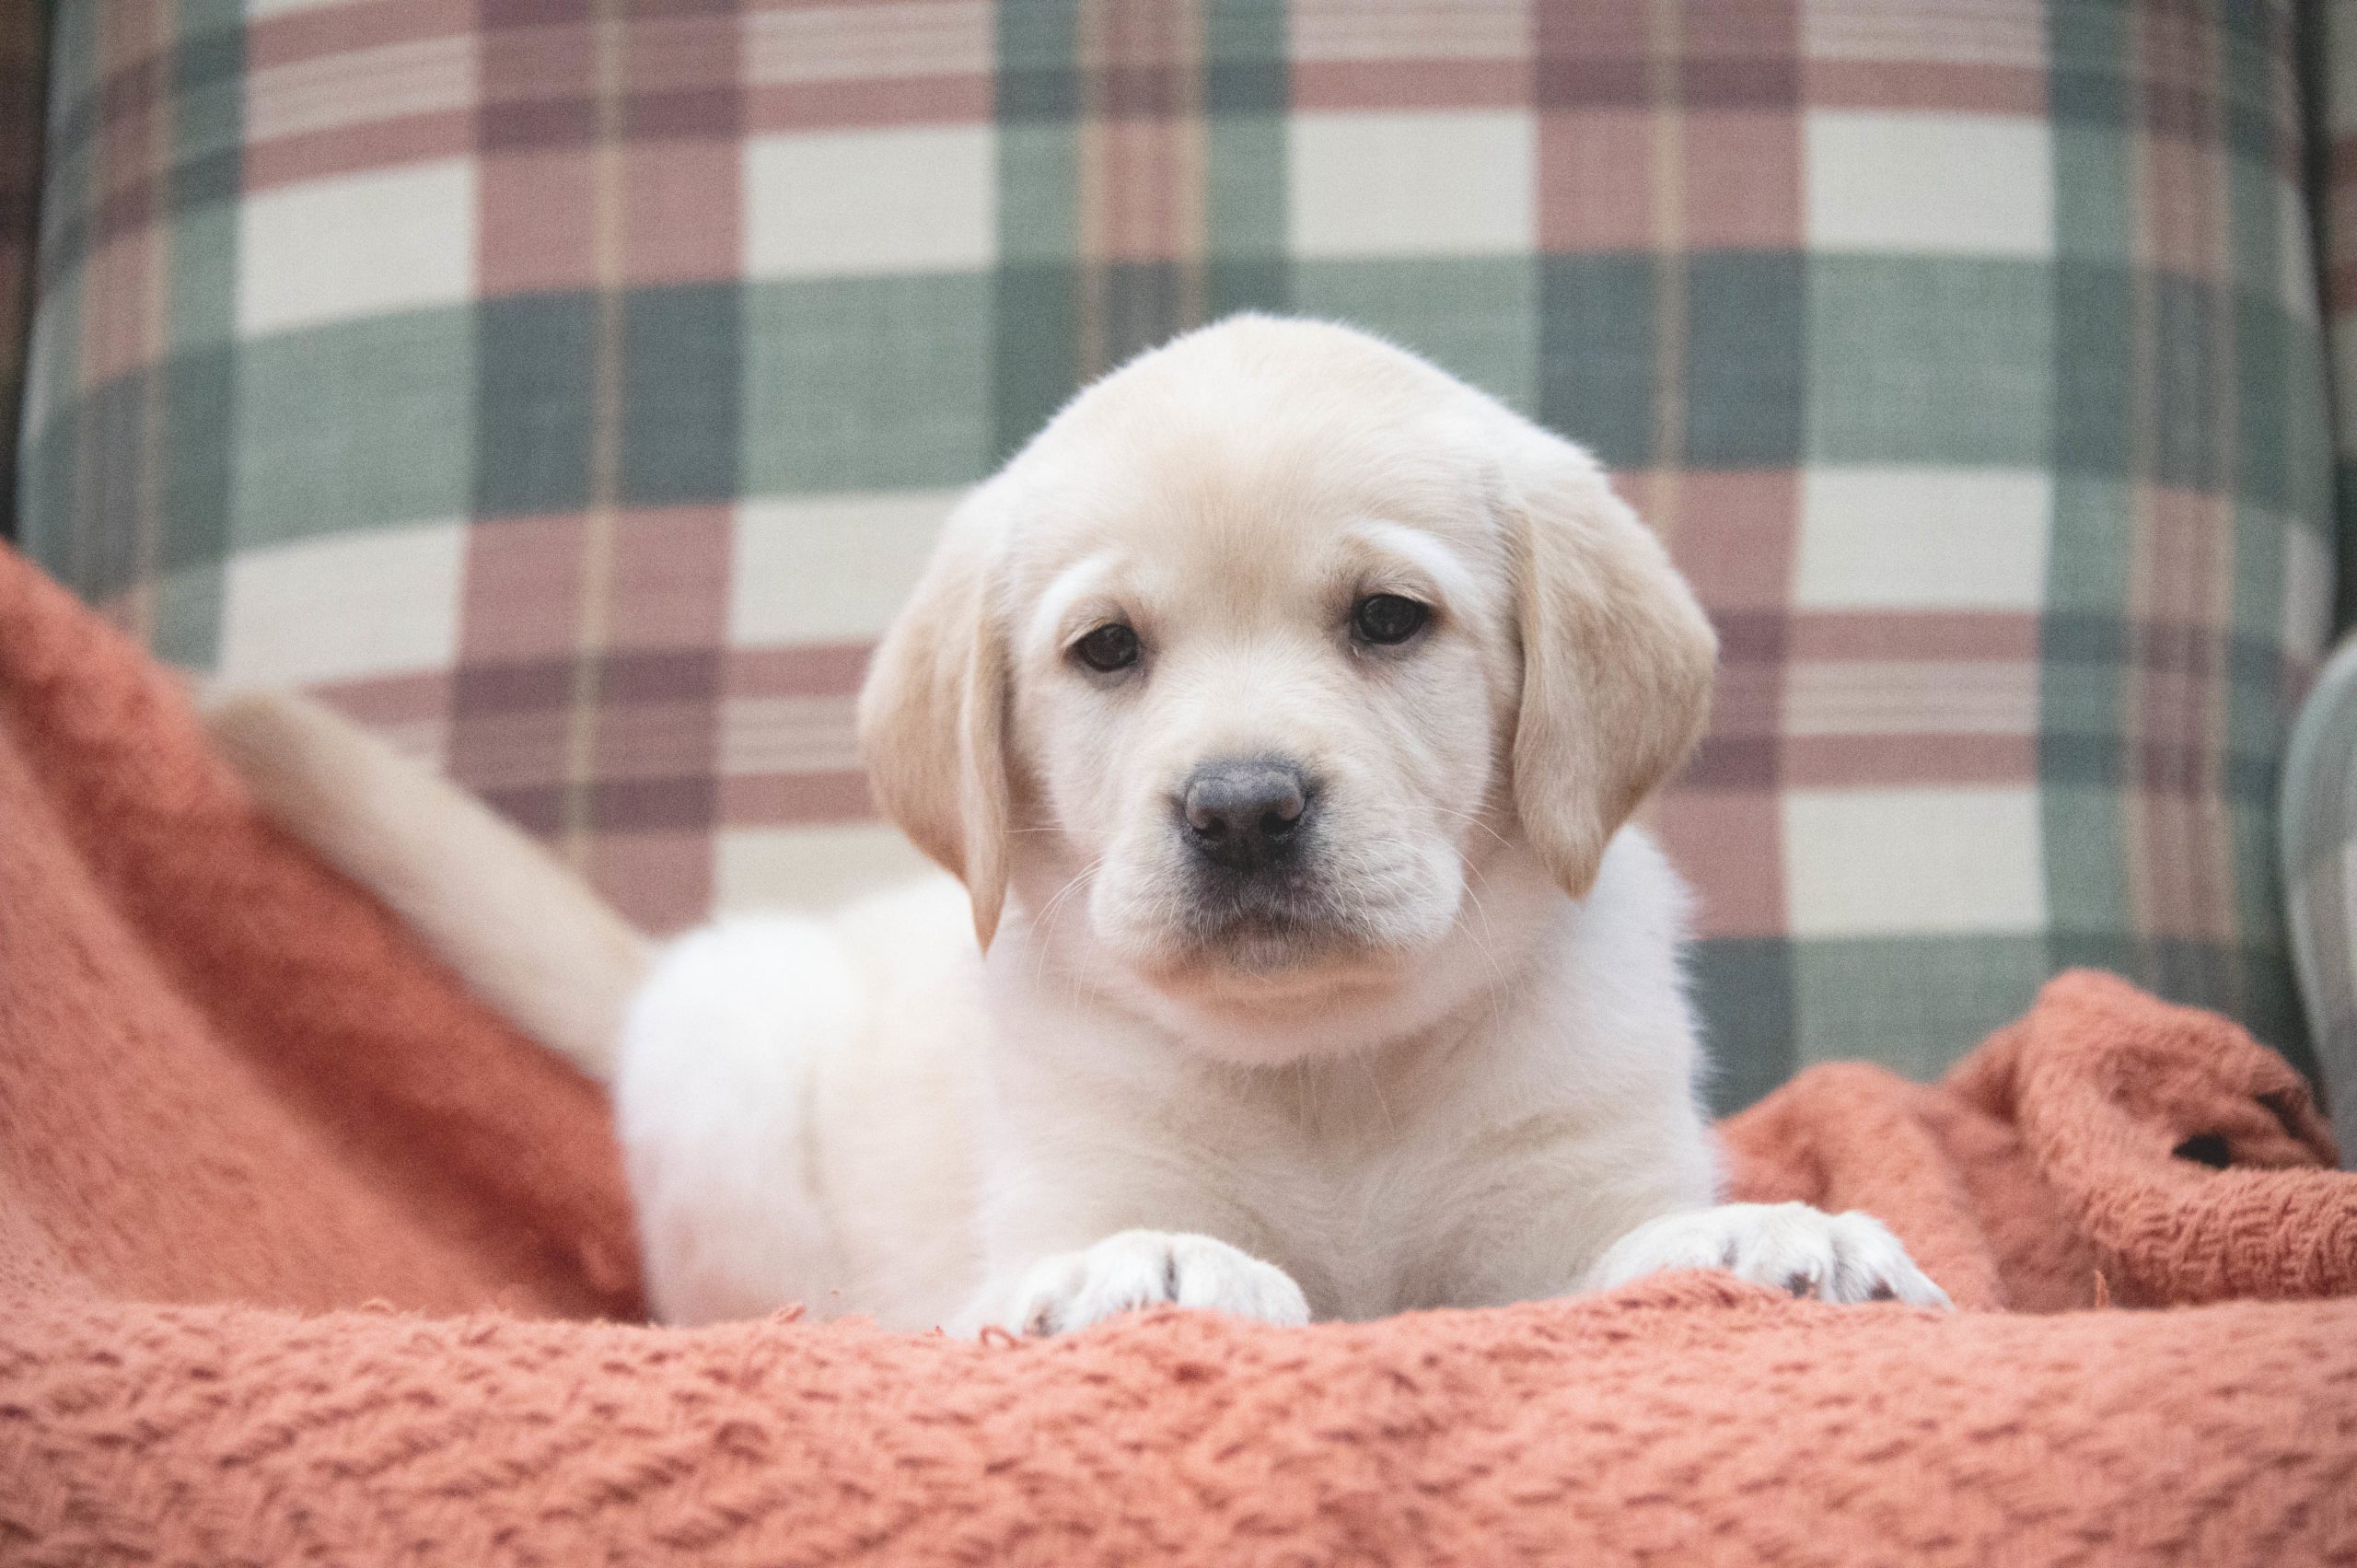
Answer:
[
  {"left": 1495, "top": 417, "right": 1716, "bottom": 900},
  {"left": 856, "top": 488, "right": 1014, "bottom": 948}
]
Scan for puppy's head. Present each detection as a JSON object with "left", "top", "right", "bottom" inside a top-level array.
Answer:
[{"left": 858, "top": 317, "right": 1713, "bottom": 1059}]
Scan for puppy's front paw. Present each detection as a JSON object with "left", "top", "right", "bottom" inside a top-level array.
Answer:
[
  {"left": 1590, "top": 1202, "right": 1951, "bottom": 1307},
  {"left": 1007, "top": 1230, "right": 1311, "bottom": 1336}
]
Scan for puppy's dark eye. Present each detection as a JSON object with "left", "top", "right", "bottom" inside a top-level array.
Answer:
[
  {"left": 1351, "top": 594, "right": 1429, "bottom": 646},
  {"left": 1073, "top": 622, "right": 1141, "bottom": 673}
]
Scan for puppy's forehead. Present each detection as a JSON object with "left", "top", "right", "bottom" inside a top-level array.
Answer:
[{"left": 1007, "top": 322, "right": 1500, "bottom": 583}]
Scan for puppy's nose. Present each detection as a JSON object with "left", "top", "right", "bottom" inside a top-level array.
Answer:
[{"left": 1181, "top": 760, "right": 1310, "bottom": 873}]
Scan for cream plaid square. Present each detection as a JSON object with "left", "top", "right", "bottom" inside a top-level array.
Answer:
[
  {"left": 729, "top": 492, "right": 956, "bottom": 645},
  {"left": 1785, "top": 786, "right": 2047, "bottom": 936},
  {"left": 717, "top": 825, "right": 937, "bottom": 914},
  {"left": 218, "top": 520, "right": 468, "bottom": 687},
  {"left": 1796, "top": 468, "right": 2051, "bottom": 610},
  {"left": 1289, "top": 111, "right": 1535, "bottom": 259},
  {"left": 1805, "top": 112, "right": 2052, "bottom": 258},
  {"left": 743, "top": 126, "right": 997, "bottom": 279},
  {"left": 238, "top": 160, "right": 478, "bottom": 338}
]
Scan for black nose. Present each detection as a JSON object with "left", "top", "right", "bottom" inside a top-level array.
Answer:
[{"left": 1181, "top": 760, "right": 1311, "bottom": 873}]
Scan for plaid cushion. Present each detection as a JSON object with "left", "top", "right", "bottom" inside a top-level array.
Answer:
[
  {"left": 2327, "top": 0, "right": 2357, "bottom": 640},
  {"left": 17, "top": 1, "right": 2336, "bottom": 1110},
  {"left": 0, "top": 4, "right": 45, "bottom": 540}
]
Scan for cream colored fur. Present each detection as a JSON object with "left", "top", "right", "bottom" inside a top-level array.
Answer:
[{"left": 208, "top": 316, "right": 1946, "bottom": 1332}]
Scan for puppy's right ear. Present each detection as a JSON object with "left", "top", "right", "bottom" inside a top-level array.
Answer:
[{"left": 855, "top": 490, "right": 1013, "bottom": 948}]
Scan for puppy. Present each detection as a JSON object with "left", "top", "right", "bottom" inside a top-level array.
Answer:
[{"left": 209, "top": 316, "right": 1947, "bottom": 1333}]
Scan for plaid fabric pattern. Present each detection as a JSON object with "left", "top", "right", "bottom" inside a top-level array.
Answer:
[
  {"left": 0, "top": 1, "right": 45, "bottom": 542},
  {"left": 17, "top": 0, "right": 2335, "bottom": 1109},
  {"left": 2325, "top": 0, "right": 2357, "bottom": 640}
]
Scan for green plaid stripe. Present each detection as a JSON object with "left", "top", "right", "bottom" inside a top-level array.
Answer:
[{"left": 15, "top": 0, "right": 2336, "bottom": 1108}]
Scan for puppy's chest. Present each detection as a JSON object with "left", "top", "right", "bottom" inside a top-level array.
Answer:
[{"left": 1226, "top": 1112, "right": 1523, "bottom": 1320}]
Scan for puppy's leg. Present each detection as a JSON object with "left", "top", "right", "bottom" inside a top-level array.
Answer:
[
  {"left": 1587, "top": 1202, "right": 1950, "bottom": 1307},
  {"left": 621, "top": 881, "right": 987, "bottom": 1330},
  {"left": 618, "top": 915, "right": 865, "bottom": 1326},
  {"left": 966, "top": 1231, "right": 1310, "bottom": 1337}
]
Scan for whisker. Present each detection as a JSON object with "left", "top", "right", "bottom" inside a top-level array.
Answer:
[
  {"left": 1027, "top": 855, "right": 1107, "bottom": 989},
  {"left": 1427, "top": 803, "right": 1517, "bottom": 854},
  {"left": 1453, "top": 880, "right": 1515, "bottom": 1028},
  {"left": 1355, "top": 1052, "right": 1396, "bottom": 1138}
]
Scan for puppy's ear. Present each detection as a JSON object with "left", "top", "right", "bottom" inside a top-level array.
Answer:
[
  {"left": 1496, "top": 418, "right": 1716, "bottom": 900},
  {"left": 856, "top": 491, "right": 1013, "bottom": 948}
]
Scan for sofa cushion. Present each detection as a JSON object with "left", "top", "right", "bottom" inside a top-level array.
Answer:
[{"left": 15, "top": 0, "right": 2335, "bottom": 1106}]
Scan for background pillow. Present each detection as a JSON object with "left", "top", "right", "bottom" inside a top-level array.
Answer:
[{"left": 17, "top": 0, "right": 2335, "bottom": 1109}]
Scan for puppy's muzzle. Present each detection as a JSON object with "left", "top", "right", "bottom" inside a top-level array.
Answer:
[{"left": 1179, "top": 759, "right": 1312, "bottom": 875}]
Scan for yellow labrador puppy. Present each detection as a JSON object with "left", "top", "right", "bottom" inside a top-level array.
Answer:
[{"left": 210, "top": 316, "right": 1947, "bottom": 1333}]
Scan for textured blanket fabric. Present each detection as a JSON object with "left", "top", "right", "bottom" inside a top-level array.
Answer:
[{"left": 4, "top": 539, "right": 2356, "bottom": 1566}]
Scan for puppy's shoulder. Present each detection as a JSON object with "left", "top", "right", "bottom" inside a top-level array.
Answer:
[
  {"left": 1549, "top": 824, "right": 1692, "bottom": 961},
  {"left": 1510, "top": 825, "right": 1701, "bottom": 1086}
]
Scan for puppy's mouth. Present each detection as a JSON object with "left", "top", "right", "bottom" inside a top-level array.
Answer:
[
  {"left": 1167, "top": 870, "right": 1374, "bottom": 977},
  {"left": 1086, "top": 816, "right": 1451, "bottom": 1000}
]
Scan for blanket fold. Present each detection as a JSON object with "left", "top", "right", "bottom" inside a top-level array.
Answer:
[{"left": 4, "top": 541, "right": 2355, "bottom": 1566}]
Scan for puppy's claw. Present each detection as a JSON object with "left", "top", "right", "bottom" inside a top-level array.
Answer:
[{"left": 1002, "top": 1230, "right": 1311, "bottom": 1337}]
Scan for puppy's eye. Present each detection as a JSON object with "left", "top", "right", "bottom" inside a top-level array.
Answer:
[
  {"left": 1073, "top": 622, "right": 1142, "bottom": 673},
  {"left": 1351, "top": 594, "right": 1429, "bottom": 646}
]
